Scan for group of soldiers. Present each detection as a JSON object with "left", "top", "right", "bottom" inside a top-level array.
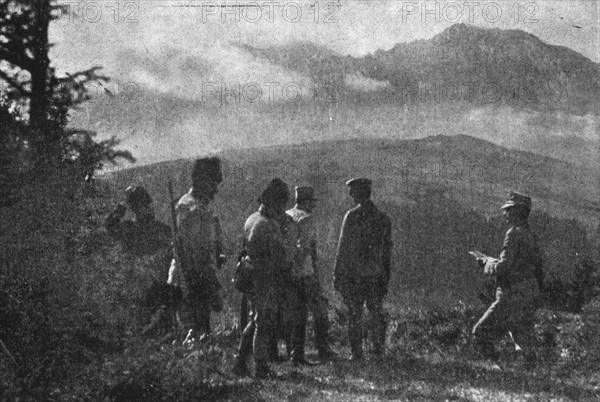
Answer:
[{"left": 106, "top": 156, "right": 544, "bottom": 378}]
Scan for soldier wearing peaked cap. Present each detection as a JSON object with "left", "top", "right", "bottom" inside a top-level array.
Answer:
[
  {"left": 334, "top": 178, "right": 393, "bottom": 361},
  {"left": 167, "top": 157, "right": 226, "bottom": 337},
  {"left": 285, "top": 186, "right": 336, "bottom": 363},
  {"left": 472, "top": 191, "right": 544, "bottom": 366}
]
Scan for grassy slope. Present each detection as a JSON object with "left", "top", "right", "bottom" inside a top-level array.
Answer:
[
  {"left": 16, "top": 135, "right": 596, "bottom": 401},
  {"left": 100, "top": 134, "right": 598, "bottom": 309}
]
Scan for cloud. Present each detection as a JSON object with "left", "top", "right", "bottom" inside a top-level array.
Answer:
[{"left": 344, "top": 72, "right": 390, "bottom": 91}]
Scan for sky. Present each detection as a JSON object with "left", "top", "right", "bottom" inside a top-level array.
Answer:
[
  {"left": 50, "top": 0, "right": 599, "bottom": 100},
  {"left": 44, "top": 1, "right": 599, "bottom": 165}
]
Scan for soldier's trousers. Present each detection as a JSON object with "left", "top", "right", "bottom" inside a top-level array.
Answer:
[
  {"left": 187, "top": 288, "right": 223, "bottom": 336},
  {"left": 292, "top": 275, "right": 331, "bottom": 355},
  {"left": 236, "top": 282, "right": 280, "bottom": 365},
  {"left": 472, "top": 279, "right": 540, "bottom": 359},
  {"left": 272, "top": 279, "right": 306, "bottom": 359},
  {"left": 342, "top": 279, "right": 387, "bottom": 356}
]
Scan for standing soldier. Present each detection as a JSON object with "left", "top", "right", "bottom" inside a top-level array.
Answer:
[
  {"left": 105, "top": 186, "right": 178, "bottom": 336},
  {"left": 167, "top": 157, "right": 226, "bottom": 337},
  {"left": 273, "top": 202, "right": 303, "bottom": 363},
  {"left": 472, "top": 191, "right": 544, "bottom": 366},
  {"left": 232, "top": 179, "right": 291, "bottom": 379},
  {"left": 286, "top": 186, "right": 337, "bottom": 362},
  {"left": 334, "top": 178, "right": 393, "bottom": 361}
]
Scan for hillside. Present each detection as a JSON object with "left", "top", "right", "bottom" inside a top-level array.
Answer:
[{"left": 102, "top": 135, "right": 599, "bottom": 307}]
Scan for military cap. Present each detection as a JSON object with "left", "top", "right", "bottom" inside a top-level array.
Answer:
[
  {"left": 259, "top": 178, "right": 290, "bottom": 205},
  {"left": 192, "top": 157, "right": 223, "bottom": 184},
  {"left": 345, "top": 177, "right": 372, "bottom": 189},
  {"left": 295, "top": 186, "right": 317, "bottom": 202},
  {"left": 501, "top": 191, "right": 532, "bottom": 210},
  {"left": 125, "top": 186, "right": 152, "bottom": 207}
]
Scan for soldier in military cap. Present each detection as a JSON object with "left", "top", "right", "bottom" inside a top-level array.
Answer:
[
  {"left": 472, "top": 191, "right": 544, "bottom": 365},
  {"left": 105, "top": 186, "right": 177, "bottom": 336},
  {"left": 334, "top": 178, "right": 393, "bottom": 361},
  {"left": 286, "top": 186, "right": 336, "bottom": 362},
  {"left": 232, "top": 178, "right": 292, "bottom": 379},
  {"left": 167, "top": 157, "right": 226, "bottom": 337}
]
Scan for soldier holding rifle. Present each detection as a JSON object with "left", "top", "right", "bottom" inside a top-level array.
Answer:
[
  {"left": 167, "top": 157, "right": 226, "bottom": 337},
  {"left": 471, "top": 191, "right": 544, "bottom": 366}
]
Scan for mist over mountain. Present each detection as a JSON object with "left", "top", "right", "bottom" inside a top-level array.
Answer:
[
  {"left": 73, "top": 24, "right": 599, "bottom": 169},
  {"left": 244, "top": 23, "right": 600, "bottom": 115}
]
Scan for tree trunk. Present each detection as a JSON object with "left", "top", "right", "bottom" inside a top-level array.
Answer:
[{"left": 29, "top": 0, "right": 52, "bottom": 163}]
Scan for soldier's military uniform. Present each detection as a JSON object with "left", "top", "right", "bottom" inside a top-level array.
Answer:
[
  {"left": 167, "top": 158, "right": 225, "bottom": 336},
  {"left": 233, "top": 179, "right": 291, "bottom": 378},
  {"left": 105, "top": 186, "right": 177, "bottom": 335},
  {"left": 472, "top": 192, "right": 544, "bottom": 362},
  {"left": 105, "top": 187, "right": 172, "bottom": 270},
  {"left": 334, "top": 178, "right": 393, "bottom": 360},
  {"left": 275, "top": 208, "right": 308, "bottom": 364},
  {"left": 286, "top": 186, "right": 335, "bottom": 361}
]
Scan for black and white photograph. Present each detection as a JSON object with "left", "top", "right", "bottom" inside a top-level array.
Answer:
[{"left": 1, "top": 0, "right": 599, "bottom": 400}]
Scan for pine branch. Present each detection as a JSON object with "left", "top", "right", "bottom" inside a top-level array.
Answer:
[{"left": 0, "top": 68, "right": 30, "bottom": 95}]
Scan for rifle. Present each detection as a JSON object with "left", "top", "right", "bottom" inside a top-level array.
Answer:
[
  {"left": 168, "top": 181, "right": 180, "bottom": 260},
  {"left": 167, "top": 181, "right": 183, "bottom": 330},
  {"left": 240, "top": 294, "right": 249, "bottom": 333}
]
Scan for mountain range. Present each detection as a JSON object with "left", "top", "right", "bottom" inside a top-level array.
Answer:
[
  {"left": 74, "top": 24, "right": 599, "bottom": 170},
  {"left": 241, "top": 23, "right": 600, "bottom": 115}
]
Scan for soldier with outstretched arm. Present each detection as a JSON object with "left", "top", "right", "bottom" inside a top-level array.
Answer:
[
  {"left": 105, "top": 186, "right": 178, "bottom": 337},
  {"left": 471, "top": 191, "right": 544, "bottom": 366},
  {"left": 334, "top": 178, "right": 393, "bottom": 361}
]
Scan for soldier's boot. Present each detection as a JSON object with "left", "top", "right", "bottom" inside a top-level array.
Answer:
[
  {"left": 210, "top": 291, "right": 224, "bottom": 313},
  {"left": 315, "top": 318, "right": 337, "bottom": 361},
  {"left": 193, "top": 307, "right": 211, "bottom": 338},
  {"left": 290, "top": 320, "right": 315, "bottom": 366},
  {"left": 472, "top": 335, "right": 499, "bottom": 362},
  {"left": 268, "top": 334, "right": 282, "bottom": 362},
  {"left": 141, "top": 306, "right": 167, "bottom": 338},
  {"left": 254, "top": 359, "right": 277, "bottom": 379},
  {"left": 372, "top": 316, "right": 387, "bottom": 357},
  {"left": 238, "top": 321, "right": 255, "bottom": 358},
  {"left": 232, "top": 355, "right": 250, "bottom": 377},
  {"left": 349, "top": 327, "right": 364, "bottom": 361}
]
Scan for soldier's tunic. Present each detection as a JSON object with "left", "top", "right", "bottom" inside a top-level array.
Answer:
[
  {"left": 275, "top": 210, "right": 304, "bottom": 358},
  {"left": 286, "top": 206, "right": 331, "bottom": 355},
  {"left": 105, "top": 209, "right": 175, "bottom": 332},
  {"left": 237, "top": 205, "right": 288, "bottom": 365},
  {"left": 334, "top": 199, "right": 392, "bottom": 356},
  {"left": 472, "top": 222, "right": 543, "bottom": 356},
  {"left": 167, "top": 190, "right": 223, "bottom": 334},
  {"left": 105, "top": 210, "right": 172, "bottom": 276}
]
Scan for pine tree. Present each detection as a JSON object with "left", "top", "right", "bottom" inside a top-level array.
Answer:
[{"left": 0, "top": 0, "right": 134, "bottom": 181}]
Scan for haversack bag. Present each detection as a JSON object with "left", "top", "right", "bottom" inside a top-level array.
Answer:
[{"left": 234, "top": 250, "right": 255, "bottom": 294}]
